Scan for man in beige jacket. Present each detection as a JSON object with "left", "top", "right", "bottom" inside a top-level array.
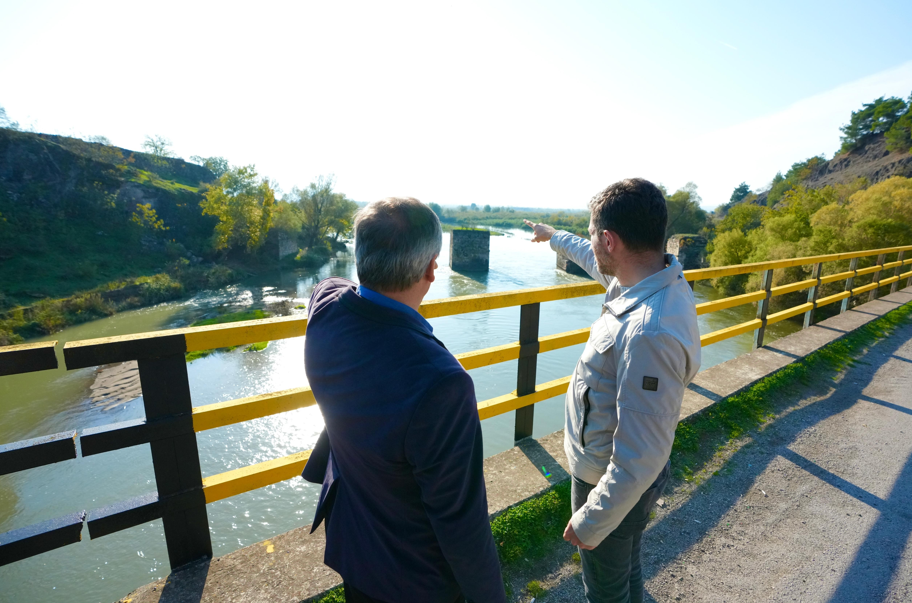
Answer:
[{"left": 525, "top": 178, "right": 701, "bottom": 603}]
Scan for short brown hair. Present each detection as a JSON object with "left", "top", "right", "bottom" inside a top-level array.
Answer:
[
  {"left": 353, "top": 197, "right": 442, "bottom": 291},
  {"left": 588, "top": 178, "right": 667, "bottom": 252}
]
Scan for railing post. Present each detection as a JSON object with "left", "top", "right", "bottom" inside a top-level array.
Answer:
[
  {"left": 841, "top": 258, "right": 859, "bottom": 314},
  {"left": 137, "top": 353, "right": 212, "bottom": 570},
  {"left": 803, "top": 262, "right": 823, "bottom": 329},
  {"left": 868, "top": 253, "right": 887, "bottom": 302},
  {"left": 514, "top": 302, "right": 540, "bottom": 442},
  {"left": 891, "top": 250, "right": 905, "bottom": 294},
  {"left": 753, "top": 269, "right": 774, "bottom": 350}
]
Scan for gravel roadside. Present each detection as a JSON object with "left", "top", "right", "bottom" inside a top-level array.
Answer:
[{"left": 506, "top": 317, "right": 912, "bottom": 603}]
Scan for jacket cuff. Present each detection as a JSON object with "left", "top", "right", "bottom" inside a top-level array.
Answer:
[{"left": 570, "top": 507, "right": 603, "bottom": 548}]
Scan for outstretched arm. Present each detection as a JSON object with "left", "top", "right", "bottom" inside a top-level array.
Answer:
[{"left": 523, "top": 219, "right": 613, "bottom": 289}]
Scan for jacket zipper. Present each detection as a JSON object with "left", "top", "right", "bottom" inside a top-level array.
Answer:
[{"left": 580, "top": 388, "right": 591, "bottom": 448}]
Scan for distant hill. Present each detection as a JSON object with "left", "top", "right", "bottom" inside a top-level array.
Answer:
[{"left": 754, "top": 133, "right": 912, "bottom": 207}]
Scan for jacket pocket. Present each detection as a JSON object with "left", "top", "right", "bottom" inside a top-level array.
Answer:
[{"left": 579, "top": 387, "right": 591, "bottom": 448}]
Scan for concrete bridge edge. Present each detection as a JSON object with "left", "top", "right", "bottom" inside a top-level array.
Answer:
[{"left": 119, "top": 286, "right": 912, "bottom": 603}]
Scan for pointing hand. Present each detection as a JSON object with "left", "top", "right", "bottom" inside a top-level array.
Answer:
[{"left": 523, "top": 219, "right": 556, "bottom": 243}]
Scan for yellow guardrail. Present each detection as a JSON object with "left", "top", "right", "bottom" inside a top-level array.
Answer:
[{"left": 3, "top": 243, "right": 912, "bottom": 545}]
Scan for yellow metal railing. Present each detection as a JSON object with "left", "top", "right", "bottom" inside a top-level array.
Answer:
[{"left": 1, "top": 242, "right": 911, "bottom": 568}]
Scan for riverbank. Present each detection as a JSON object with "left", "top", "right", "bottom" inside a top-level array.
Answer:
[{"left": 0, "top": 261, "right": 236, "bottom": 346}]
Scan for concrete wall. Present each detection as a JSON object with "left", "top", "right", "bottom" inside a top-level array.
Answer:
[
  {"left": 278, "top": 233, "right": 298, "bottom": 260},
  {"left": 450, "top": 229, "right": 490, "bottom": 272},
  {"left": 556, "top": 250, "right": 591, "bottom": 278},
  {"left": 666, "top": 234, "right": 707, "bottom": 270}
]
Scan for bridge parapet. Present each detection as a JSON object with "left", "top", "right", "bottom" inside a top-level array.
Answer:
[{"left": 1, "top": 244, "right": 911, "bottom": 574}]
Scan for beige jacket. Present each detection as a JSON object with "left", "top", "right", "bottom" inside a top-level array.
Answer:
[{"left": 551, "top": 230, "right": 701, "bottom": 546}]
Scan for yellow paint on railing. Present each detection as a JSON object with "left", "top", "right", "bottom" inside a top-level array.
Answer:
[
  {"left": 539, "top": 328, "right": 591, "bottom": 353},
  {"left": 202, "top": 450, "right": 311, "bottom": 503},
  {"left": 419, "top": 282, "right": 605, "bottom": 319},
  {"left": 820, "top": 270, "right": 856, "bottom": 286},
  {"left": 879, "top": 276, "right": 900, "bottom": 287},
  {"left": 700, "top": 319, "right": 763, "bottom": 347},
  {"left": 770, "top": 278, "right": 818, "bottom": 298},
  {"left": 193, "top": 387, "right": 316, "bottom": 432},
  {"left": 476, "top": 377, "right": 572, "bottom": 421},
  {"left": 766, "top": 302, "right": 814, "bottom": 326},
  {"left": 901, "top": 270, "right": 912, "bottom": 280},
  {"left": 854, "top": 265, "right": 883, "bottom": 278},
  {"left": 695, "top": 291, "right": 765, "bottom": 316},
  {"left": 184, "top": 315, "right": 307, "bottom": 352},
  {"left": 683, "top": 245, "right": 912, "bottom": 282},
  {"left": 882, "top": 260, "right": 903, "bottom": 271},
  {"left": 816, "top": 291, "right": 851, "bottom": 308},
  {"left": 453, "top": 328, "right": 591, "bottom": 371},
  {"left": 851, "top": 282, "right": 880, "bottom": 296},
  {"left": 455, "top": 342, "right": 521, "bottom": 371}
]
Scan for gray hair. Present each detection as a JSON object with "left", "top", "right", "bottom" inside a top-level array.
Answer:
[{"left": 354, "top": 197, "right": 442, "bottom": 292}]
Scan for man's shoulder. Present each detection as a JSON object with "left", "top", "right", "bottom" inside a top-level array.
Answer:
[{"left": 307, "top": 277, "right": 356, "bottom": 320}]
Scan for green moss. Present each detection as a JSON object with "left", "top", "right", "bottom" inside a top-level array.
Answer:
[
  {"left": 245, "top": 341, "right": 268, "bottom": 352},
  {"left": 491, "top": 480, "right": 572, "bottom": 565},
  {"left": 526, "top": 580, "right": 546, "bottom": 597}
]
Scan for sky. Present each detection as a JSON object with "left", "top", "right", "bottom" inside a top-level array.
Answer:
[{"left": 1, "top": 0, "right": 911, "bottom": 210}]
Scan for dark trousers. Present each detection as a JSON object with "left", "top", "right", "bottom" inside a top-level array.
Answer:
[
  {"left": 571, "top": 460, "right": 670, "bottom": 603},
  {"left": 343, "top": 583, "right": 466, "bottom": 603}
]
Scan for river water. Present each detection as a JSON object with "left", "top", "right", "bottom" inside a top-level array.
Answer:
[{"left": 0, "top": 230, "right": 802, "bottom": 603}]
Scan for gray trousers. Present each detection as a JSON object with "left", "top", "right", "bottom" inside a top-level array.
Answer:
[{"left": 571, "top": 461, "right": 670, "bottom": 603}]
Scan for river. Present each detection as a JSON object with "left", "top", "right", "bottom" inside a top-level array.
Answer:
[{"left": 0, "top": 229, "right": 802, "bottom": 603}]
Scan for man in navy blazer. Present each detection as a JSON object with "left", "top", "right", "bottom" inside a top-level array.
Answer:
[{"left": 304, "top": 197, "right": 505, "bottom": 603}]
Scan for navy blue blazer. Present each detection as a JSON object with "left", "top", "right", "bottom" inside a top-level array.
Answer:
[{"left": 304, "top": 278, "right": 505, "bottom": 603}]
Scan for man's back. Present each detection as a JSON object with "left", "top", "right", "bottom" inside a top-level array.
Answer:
[{"left": 305, "top": 277, "right": 504, "bottom": 603}]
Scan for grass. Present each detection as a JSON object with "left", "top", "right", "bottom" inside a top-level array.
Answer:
[{"left": 311, "top": 299, "right": 912, "bottom": 603}]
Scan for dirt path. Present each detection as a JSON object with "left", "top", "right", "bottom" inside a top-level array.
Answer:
[{"left": 515, "top": 318, "right": 912, "bottom": 602}]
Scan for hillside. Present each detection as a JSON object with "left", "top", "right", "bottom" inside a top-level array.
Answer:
[
  {"left": 0, "top": 130, "right": 218, "bottom": 304},
  {"left": 754, "top": 133, "right": 912, "bottom": 206}
]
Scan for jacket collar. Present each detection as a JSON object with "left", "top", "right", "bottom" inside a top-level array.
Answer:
[
  {"left": 603, "top": 254, "right": 683, "bottom": 318},
  {"left": 338, "top": 283, "right": 439, "bottom": 340}
]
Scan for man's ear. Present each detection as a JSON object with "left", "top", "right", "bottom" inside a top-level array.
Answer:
[
  {"left": 424, "top": 254, "right": 438, "bottom": 283},
  {"left": 603, "top": 230, "right": 621, "bottom": 253}
]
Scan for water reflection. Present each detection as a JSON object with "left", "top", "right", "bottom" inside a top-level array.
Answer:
[{"left": 0, "top": 229, "right": 802, "bottom": 603}]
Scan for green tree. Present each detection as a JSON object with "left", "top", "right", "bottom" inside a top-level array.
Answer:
[
  {"left": 131, "top": 203, "right": 168, "bottom": 232},
  {"left": 717, "top": 203, "right": 766, "bottom": 235},
  {"left": 143, "top": 135, "right": 174, "bottom": 158},
  {"left": 729, "top": 182, "right": 751, "bottom": 204},
  {"left": 664, "top": 183, "right": 709, "bottom": 237},
  {"left": 86, "top": 135, "right": 111, "bottom": 145},
  {"left": 885, "top": 94, "right": 912, "bottom": 153},
  {"left": 291, "top": 176, "right": 358, "bottom": 248},
  {"left": 200, "top": 165, "right": 276, "bottom": 252},
  {"left": 483, "top": 204, "right": 492, "bottom": 212},
  {"left": 840, "top": 96, "right": 908, "bottom": 153},
  {"left": 470, "top": 203, "right": 478, "bottom": 211},
  {"left": 190, "top": 155, "right": 230, "bottom": 178},
  {"left": 428, "top": 202, "right": 445, "bottom": 219}
]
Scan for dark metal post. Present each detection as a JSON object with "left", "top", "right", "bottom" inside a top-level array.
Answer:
[
  {"left": 891, "top": 250, "right": 905, "bottom": 294},
  {"left": 514, "top": 303, "right": 540, "bottom": 442},
  {"left": 868, "top": 253, "right": 887, "bottom": 302},
  {"left": 840, "top": 258, "right": 859, "bottom": 314},
  {"left": 137, "top": 354, "right": 212, "bottom": 570},
  {"left": 753, "top": 269, "right": 774, "bottom": 350},
  {"left": 803, "top": 262, "right": 823, "bottom": 329}
]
